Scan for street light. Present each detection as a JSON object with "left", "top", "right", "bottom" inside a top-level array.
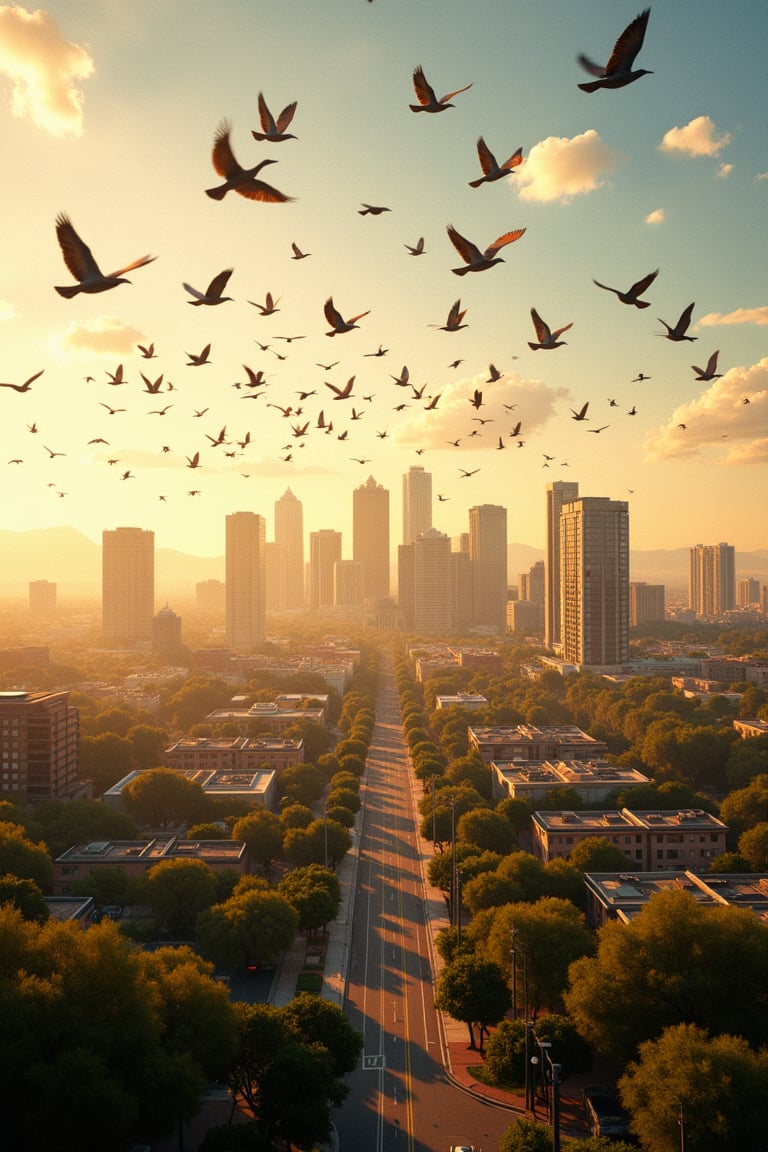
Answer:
[
  {"left": 529, "top": 1034, "right": 561, "bottom": 1152},
  {"left": 510, "top": 927, "right": 518, "bottom": 1020}
]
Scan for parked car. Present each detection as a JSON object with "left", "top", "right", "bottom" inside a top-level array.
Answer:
[{"left": 582, "top": 1085, "right": 632, "bottom": 1141}]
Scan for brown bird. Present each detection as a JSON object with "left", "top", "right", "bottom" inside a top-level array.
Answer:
[
  {"left": 593, "top": 268, "right": 658, "bottom": 308},
  {"left": 54, "top": 213, "right": 155, "bottom": 297},
  {"left": 186, "top": 452, "right": 201, "bottom": 469},
  {"left": 691, "top": 351, "right": 722, "bottom": 380},
  {"left": 140, "top": 372, "right": 164, "bottom": 393},
  {"left": 325, "top": 376, "right": 356, "bottom": 400},
  {"left": 184, "top": 270, "right": 233, "bottom": 306},
  {"left": 469, "top": 137, "right": 523, "bottom": 187},
  {"left": 205, "top": 121, "right": 292, "bottom": 201},
  {"left": 359, "top": 203, "right": 391, "bottom": 216},
  {"left": 137, "top": 342, "right": 156, "bottom": 358},
  {"left": 186, "top": 344, "right": 212, "bottom": 365},
  {"left": 251, "top": 93, "right": 298, "bottom": 142},
  {"left": 291, "top": 242, "right": 310, "bottom": 259},
  {"left": 432, "top": 299, "right": 468, "bottom": 332},
  {"left": 324, "top": 297, "right": 370, "bottom": 336},
  {"left": 578, "top": 9, "right": 652, "bottom": 93},
  {"left": 0, "top": 370, "right": 43, "bottom": 392},
  {"left": 658, "top": 302, "right": 697, "bottom": 342},
  {"left": 405, "top": 237, "right": 425, "bottom": 255},
  {"left": 249, "top": 292, "right": 281, "bottom": 315},
  {"left": 410, "top": 65, "right": 472, "bottom": 113},
  {"left": 447, "top": 223, "right": 526, "bottom": 275},
  {"left": 528, "top": 307, "right": 573, "bottom": 350}
]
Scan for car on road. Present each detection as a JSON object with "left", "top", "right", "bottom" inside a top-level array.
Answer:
[
  {"left": 582, "top": 1085, "right": 632, "bottom": 1140},
  {"left": 449, "top": 1145, "right": 476, "bottom": 1152}
]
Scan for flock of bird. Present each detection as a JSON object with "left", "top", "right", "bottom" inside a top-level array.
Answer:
[{"left": 1, "top": 7, "right": 749, "bottom": 513}]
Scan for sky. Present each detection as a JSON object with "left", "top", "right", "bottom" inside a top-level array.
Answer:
[{"left": 0, "top": 0, "right": 766, "bottom": 563}]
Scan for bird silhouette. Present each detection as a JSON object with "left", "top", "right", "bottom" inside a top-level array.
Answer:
[
  {"left": 632, "top": 373, "right": 651, "bottom": 382},
  {"left": 137, "top": 343, "right": 156, "bottom": 358},
  {"left": 316, "top": 361, "right": 339, "bottom": 372},
  {"left": 251, "top": 93, "right": 298, "bottom": 142},
  {"left": 365, "top": 345, "right": 389, "bottom": 357},
  {"left": 186, "top": 452, "right": 201, "bottom": 468},
  {"left": 571, "top": 402, "right": 590, "bottom": 421},
  {"left": 184, "top": 269, "right": 233, "bottom": 306},
  {"left": 410, "top": 65, "right": 472, "bottom": 112},
  {"left": 249, "top": 292, "right": 281, "bottom": 315},
  {"left": 140, "top": 372, "right": 164, "bottom": 393},
  {"left": 469, "top": 137, "right": 523, "bottom": 187},
  {"left": 529, "top": 307, "right": 573, "bottom": 350},
  {"left": 589, "top": 425, "right": 610, "bottom": 433},
  {"left": 510, "top": 421, "right": 522, "bottom": 437},
  {"left": 691, "top": 351, "right": 722, "bottom": 380},
  {"left": 405, "top": 237, "right": 425, "bottom": 255},
  {"left": 447, "top": 224, "right": 526, "bottom": 275},
  {"left": 593, "top": 268, "right": 658, "bottom": 308},
  {"left": 106, "top": 364, "right": 126, "bottom": 385},
  {"left": 206, "top": 121, "right": 292, "bottom": 201},
  {"left": 424, "top": 394, "right": 441, "bottom": 410},
  {"left": 578, "top": 8, "right": 652, "bottom": 93},
  {"left": 459, "top": 468, "right": 480, "bottom": 478},
  {"left": 659, "top": 302, "right": 697, "bottom": 341},
  {"left": 433, "top": 299, "right": 468, "bottom": 331},
  {"left": 291, "top": 242, "right": 310, "bottom": 259},
  {"left": 325, "top": 376, "right": 356, "bottom": 400},
  {"left": 469, "top": 390, "right": 484, "bottom": 410},
  {"left": 487, "top": 364, "right": 502, "bottom": 382},
  {"left": 359, "top": 204, "right": 391, "bottom": 216},
  {"left": 148, "top": 404, "right": 173, "bottom": 415},
  {"left": 324, "top": 297, "right": 370, "bottom": 336},
  {"left": 186, "top": 344, "right": 212, "bottom": 366},
  {"left": 0, "top": 370, "right": 43, "bottom": 392},
  {"left": 43, "top": 445, "right": 65, "bottom": 458},
  {"left": 54, "top": 213, "right": 155, "bottom": 297},
  {"left": 391, "top": 366, "right": 411, "bottom": 387},
  {"left": 99, "top": 402, "right": 126, "bottom": 415}
]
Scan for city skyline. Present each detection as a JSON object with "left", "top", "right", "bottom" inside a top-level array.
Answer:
[{"left": 0, "top": 2, "right": 765, "bottom": 558}]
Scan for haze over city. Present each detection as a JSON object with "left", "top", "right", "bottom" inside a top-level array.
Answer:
[{"left": 0, "top": 0, "right": 766, "bottom": 562}]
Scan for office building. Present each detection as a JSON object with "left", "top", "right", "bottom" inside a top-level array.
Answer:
[
  {"left": 102, "top": 527, "right": 154, "bottom": 644},
  {"left": 689, "top": 543, "right": 736, "bottom": 617},
  {"left": 274, "top": 487, "right": 305, "bottom": 609},
  {"left": 0, "top": 689, "right": 80, "bottom": 801},
  {"left": 152, "top": 604, "right": 183, "bottom": 660},
  {"left": 402, "top": 466, "right": 432, "bottom": 545},
  {"left": 334, "top": 559, "right": 363, "bottom": 608},
  {"left": 737, "top": 578, "right": 761, "bottom": 608},
  {"left": 545, "top": 481, "right": 579, "bottom": 651},
  {"left": 353, "top": 476, "right": 390, "bottom": 601},
  {"left": 414, "top": 529, "right": 455, "bottom": 633},
  {"left": 630, "top": 582, "right": 665, "bottom": 626},
  {"left": 560, "top": 496, "right": 629, "bottom": 670},
  {"left": 29, "top": 580, "right": 56, "bottom": 619},
  {"left": 519, "top": 560, "right": 545, "bottom": 604},
  {"left": 310, "top": 529, "right": 342, "bottom": 608},
  {"left": 469, "top": 504, "right": 507, "bottom": 633},
  {"left": 397, "top": 543, "right": 415, "bottom": 627},
  {"left": 225, "top": 512, "right": 266, "bottom": 648}
]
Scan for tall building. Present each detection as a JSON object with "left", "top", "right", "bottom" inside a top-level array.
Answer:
[
  {"left": 469, "top": 504, "right": 507, "bottom": 633},
  {"left": 519, "top": 560, "right": 545, "bottom": 605},
  {"left": 152, "top": 604, "right": 183, "bottom": 660},
  {"left": 353, "top": 476, "right": 390, "bottom": 602},
  {"left": 274, "top": 487, "right": 305, "bottom": 609},
  {"left": 397, "top": 543, "right": 415, "bottom": 628},
  {"left": 737, "top": 578, "right": 760, "bottom": 608},
  {"left": 545, "top": 481, "right": 579, "bottom": 651},
  {"left": 402, "top": 466, "right": 432, "bottom": 545},
  {"left": 310, "top": 530, "right": 342, "bottom": 608},
  {"left": 102, "top": 527, "right": 154, "bottom": 644},
  {"left": 0, "top": 689, "right": 80, "bottom": 801},
  {"left": 689, "top": 543, "right": 736, "bottom": 617},
  {"left": 414, "top": 529, "right": 455, "bottom": 634},
  {"left": 29, "top": 580, "right": 56, "bottom": 619},
  {"left": 630, "top": 582, "right": 665, "bottom": 626},
  {"left": 560, "top": 496, "right": 630, "bottom": 670},
  {"left": 334, "top": 559, "right": 363, "bottom": 608},
  {"left": 225, "top": 512, "right": 266, "bottom": 648}
]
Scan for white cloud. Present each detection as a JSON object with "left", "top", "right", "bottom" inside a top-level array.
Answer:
[
  {"left": 717, "top": 163, "right": 733, "bottom": 179},
  {"left": 643, "top": 358, "right": 768, "bottom": 462},
  {"left": 0, "top": 298, "right": 16, "bottom": 320},
  {"left": 515, "top": 130, "right": 625, "bottom": 203},
  {"left": 645, "top": 208, "right": 665, "bottom": 225},
  {"left": 697, "top": 307, "right": 768, "bottom": 328},
  {"left": 49, "top": 315, "right": 144, "bottom": 357},
  {"left": 0, "top": 5, "right": 94, "bottom": 136},
  {"left": 659, "top": 115, "right": 732, "bottom": 158}
]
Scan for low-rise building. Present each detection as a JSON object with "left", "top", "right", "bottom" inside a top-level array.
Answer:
[
  {"left": 105, "top": 763, "right": 279, "bottom": 811},
  {"left": 53, "top": 836, "right": 247, "bottom": 895},
  {"left": 469, "top": 723, "right": 608, "bottom": 764},
  {"left": 205, "top": 700, "right": 325, "bottom": 734},
  {"left": 491, "top": 758, "right": 649, "bottom": 805},
  {"left": 166, "top": 737, "right": 300, "bottom": 774},
  {"left": 435, "top": 692, "right": 488, "bottom": 711},
  {"left": 584, "top": 871, "right": 768, "bottom": 926}
]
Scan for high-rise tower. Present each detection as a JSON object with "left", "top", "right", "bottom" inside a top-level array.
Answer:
[
  {"left": 468, "top": 504, "right": 507, "bottom": 633},
  {"left": 545, "top": 480, "right": 579, "bottom": 650},
  {"left": 274, "top": 487, "right": 304, "bottom": 609},
  {"left": 689, "top": 543, "right": 735, "bottom": 617},
  {"left": 225, "top": 512, "right": 266, "bottom": 648},
  {"left": 414, "top": 529, "right": 455, "bottom": 634},
  {"left": 353, "top": 476, "right": 390, "bottom": 602},
  {"left": 310, "top": 530, "right": 342, "bottom": 609},
  {"left": 102, "top": 527, "right": 154, "bottom": 643},
  {"left": 402, "top": 466, "right": 432, "bottom": 545},
  {"left": 560, "top": 496, "right": 629, "bottom": 669}
]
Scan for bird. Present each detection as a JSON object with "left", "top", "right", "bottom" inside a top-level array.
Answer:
[
  {"left": 43, "top": 445, "right": 65, "bottom": 458},
  {"left": 99, "top": 402, "right": 126, "bottom": 415},
  {"left": 205, "top": 426, "right": 228, "bottom": 446},
  {"left": 424, "top": 394, "right": 441, "bottom": 410},
  {"left": 324, "top": 297, "right": 370, "bottom": 336},
  {"left": 351, "top": 457, "right": 371, "bottom": 465},
  {"left": 472, "top": 416, "right": 493, "bottom": 425},
  {"left": 251, "top": 92, "right": 298, "bottom": 142},
  {"left": 7, "top": 458, "right": 23, "bottom": 464},
  {"left": 447, "top": 223, "right": 526, "bottom": 275},
  {"left": 296, "top": 389, "right": 317, "bottom": 400},
  {"left": 359, "top": 204, "right": 391, "bottom": 215},
  {"left": 411, "top": 383, "right": 427, "bottom": 399},
  {"left": 186, "top": 452, "right": 201, "bottom": 468},
  {"left": 589, "top": 425, "right": 610, "bottom": 433},
  {"left": 205, "top": 121, "right": 292, "bottom": 201},
  {"left": 571, "top": 402, "right": 590, "bottom": 421},
  {"left": 405, "top": 237, "right": 425, "bottom": 256},
  {"left": 446, "top": 438, "right": 462, "bottom": 447},
  {"left": 577, "top": 9, "right": 652, "bottom": 93},
  {"left": 316, "top": 361, "right": 339, "bottom": 372},
  {"left": 186, "top": 344, "right": 212, "bottom": 366},
  {"left": 325, "top": 376, "right": 356, "bottom": 400},
  {"left": 496, "top": 437, "right": 507, "bottom": 450},
  {"left": 543, "top": 454, "right": 556, "bottom": 461},
  {"left": 120, "top": 470, "right": 134, "bottom": 481},
  {"left": 486, "top": 364, "right": 502, "bottom": 383},
  {"left": 376, "top": 429, "right": 389, "bottom": 440},
  {"left": 27, "top": 423, "right": 38, "bottom": 433},
  {"left": 691, "top": 351, "right": 722, "bottom": 380},
  {"left": 0, "top": 370, "right": 43, "bottom": 392},
  {"left": 469, "top": 390, "right": 484, "bottom": 410},
  {"left": 433, "top": 299, "right": 468, "bottom": 331},
  {"left": 291, "top": 422, "right": 310, "bottom": 438},
  {"left": 187, "top": 490, "right": 202, "bottom": 496},
  {"left": 249, "top": 292, "right": 281, "bottom": 315},
  {"left": 148, "top": 404, "right": 173, "bottom": 415},
  {"left": 106, "top": 364, "right": 126, "bottom": 385},
  {"left": 469, "top": 137, "right": 523, "bottom": 187},
  {"left": 350, "top": 407, "right": 364, "bottom": 420},
  {"left": 291, "top": 242, "right": 310, "bottom": 259},
  {"left": 627, "top": 406, "right": 638, "bottom": 416},
  {"left": 240, "top": 366, "right": 266, "bottom": 388},
  {"left": 742, "top": 397, "right": 751, "bottom": 405},
  {"left": 632, "top": 373, "right": 651, "bottom": 382},
  {"left": 438, "top": 494, "right": 449, "bottom": 502},
  {"left": 184, "top": 269, "right": 233, "bottom": 306},
  {"left": 459, "top": 468, "right": 480, "bottom": 478},
  {"left": 510, "top": 421, "right": 522, "bottom": 437},
  {"left": 275, "top": 334, "right": 305, "bottom": 343},
  {"left": 410, "top": 65, "right": 472, "bottom": 113},
  {"left": 87, "top": 438, "right": 109, "bottom": 445},
  {"left": 608, "top": 398, "right": 618, "bottom": 407},
  {"left": 365, "top": 345, "right": 388, "bottom": 357},
  {"left": 140, "top": 372, "right": 164, "bottom": 393},
  {"left": 658, "top": 303, "right": 697, "bottom": 342},
  {"left": 192, "top": 408, "right": 209, "bottom": 418},
  {"left": 393, "top": 403, "right": 408, "bottom": 413},
  {"left": 137, "top": 343, "right": 156, "bottom": 358},
  {"left": 391, "top": 366, "right": 411, "bottom": 387},
  {"left": 54, "top": 213, "right": 156, "bottom": 297},
  {"left": 448, "top": 360, "right": 463, "bottom": 369},
  {"left": 267, "top": 403, "right": 294, "bottom": 417},
  {"left": 593, "top": 268, "right": 658, "bottom": 308},
  {"left": 529, "top": 307, "right": 573, "bottom": 350}
]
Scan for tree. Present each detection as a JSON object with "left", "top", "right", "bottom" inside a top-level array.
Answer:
[
  {"left": 326, "top": 786, "right": 361, "bottom": 814},
  {"left": 463, "top": 871, "right": 522, "bottom": 915},
  {"left": 144, "top": 857, "right": 218, "bottom": 937},
  {"left": 0, "top": 873, "right": 49, "bottom": 921},
  {"left": 232, "top": 809, "right": 283, "bottom": 871},
  {"left": 278, "top": 864, "right": 341, "bottom": 933},
  {"left": 186, "top": 822, "right": 229, "bottom": 840},
  {"left": 619, "top": 1023, "right": 768, "bottom": 1152},
  {"left": 78, "top": 731, "right": 134, "bottom": 795},
  {"left": 0, "top": 821, "right": 53, "bottom": 891},
  {"left": 568, "top": 836, "right": 633, "bottom": 873},
  {"left": 122, "top": 767, "right": 211, "bottom": 829},
  {"left": 279, "top": 802, "right": 314, "bottom": 831},
  {"left": 483, "top": 1018, "right": 527, "bottom": 1086},
  {"left": 32, "top": 797, "right": 137, "bottom": 859},
  {"left": 458, "top": 808, "right": 517, "bottom": 854},
  {"left": 197, "top": 886, "right": 298, "bottom": 970},
  {"left": 278, "top": 762, "right": 326, "bottom": 807},
  {"left": 498, "top": 1117, "right": 551, "bottom": 1152},
  {"left": 283, "top": 818, "right": 351, "bottom": 869},
  {"left": 281, "top": 991, "right": 363, "bottom": 1077},
  {"left": 281, "top": 718, "right": 332, "bottom": 762},
  {"left": 720, "top": 773, "right": 768, "bottom": 843},
  {"left": 434, "top": 954, "right": 511, "bottom": 1051},
  {"left": 738, "top": 821, "right": 768, "bottom": 869},
  {"left": 73, "top": 865, "right": 131, "bottom": 907},
  {"left": 126, "top": 723, "right": 169, "bottom": 769}
]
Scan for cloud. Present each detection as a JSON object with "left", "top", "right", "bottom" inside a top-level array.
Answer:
[
  {"left": 697, "top": 307, "right": 768, "bottom": 328},
  {"left": 50, "top": 315, "right": 144, "bottom": 357},
  {"left": 515, "top": 130, "right": 625, "bottom": 202},
  {"left": 645, "top": 208, "right": 665, "bottom": 225},
  {"left": 643, "top": 358, "right": 768, "bottom": 463},
  {"left": 0, "top": 298, "right": 16, "bottom": 320},
  {"left": 394, "top": 370, "right": 569, "bottom": 451},
  {"left": 717, "top": 163, "right": 733, "bottom": 179},
  {"left": 659, "top": 115, "right": 732, "bottom": 158},
  {"left": 0, "top": 5, "right": 94, "bottom": 136}
]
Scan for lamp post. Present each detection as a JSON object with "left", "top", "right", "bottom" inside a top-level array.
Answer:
[
  {"left": 529, "top": 1032, "right": 561, "bottom": 1152},
  {"left": 450, "top": 799, "right": 457, "bottom": 929},
  {"left": 431, "top": 775, "right": 436, "bottom": 846},
  {"left": 510, "top": 927, "right": 518, "bottom": 1020},
  {"left": 456, "top": 869, "right": 463, "bottom": 948}
]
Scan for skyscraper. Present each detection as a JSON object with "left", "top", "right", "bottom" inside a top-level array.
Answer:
[
  {"left": 274, "top": 487, "right": 304, "bottom": 609},
  {"left": 545, "top": 480, "right": 579, "bottom": 651},
  {"left": 225, "top": 512, "right": 266, "bottom": 648},
  {"left": 0, "top": 689, "right": 80, "bottom": 802},
  {"left": 468, "top": 504, "right": 507, "bottom": 633},
  {"left": 414, "top": 529, "right": 455, "bottom": 634},
  {"left": 353, "top": 475, "right": 390, "bottom": 602},
  {"left": 402, "top": 466, "right": 432, "bottom": 545},
  {"left": 102, "top": 527, "right": 154, "bottom": 644},
  {"left": 630, "top": 582, "right": 665, "bottom": 626},
  {"left": 310, "top": 529, "right": 342, "bottom": 608},
  {"left": 29, "top": 580, "right": 56, "bottom": 619},
  {"left": 333, "top": 559, "right": 363, "bottom": 607},
  {"left": 689, "top": 543, "right": 736, "bottom": 617},
  {"left": 560, "top": 496, "right": 629, "bottom": 669}
]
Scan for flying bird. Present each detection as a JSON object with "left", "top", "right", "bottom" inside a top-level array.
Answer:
[
  {"left": 105, "top": 364, "right": 126, "bottom": 385},
  {"left": 325, "top": 376, "right": 356, "bottom": 400},
  {"left": 324, "top": 297, "right": 370, "bottom": 336},
  {"left": 632, "top": 373, "right": 651, "bottom": 382},
  {"left": 251, "top": 93, "right": 298, "bottom": 142},
  {"left": 184, "top": 269, "right": 234, "bottom": 306},
  {"left": 316, "top": 361, "right": 339, "bottom": 371},
  {"left": 192, "top": 408, "right": 209, "bottom": 418},
  {"left": 589, "top": 425, "right": 610, "bottom": 433},
  {"left": 359, "top": 204, "right": 391, "bottom": 215},
  {"left": 691, "top": 351, "right": 722, "bottom": 380},
  {"left": 469, "top": 137, "right": 523, "bottom": 187},
  {"left": 424, "top": 394, "right": 441, "bottom": 410},
  {"left": 405, "top": 237, "right": 425, "bottom": 256},
  {"left": 410, "top": 65, "right": 472, "bottom": 113},
  {"left": 459, "top": 468, "right": 480, "bottom": 478},
  {"left": 186, "top": 344, "right": 212, "bottom": 366},
  {"left": 206, "top": 121, "right": 292, "bottom": 201},
  {"left": 54, "top": 213, "right": 156, "bottom": 297},
  {"left": 447, "top": 223, "right": 526, "bottom": 275},
  {"left": 0, "top": 370, "right": 43, "bottom": 393},
  {"left": 99, "top": 403, "right": 126, "bottom": 415},
  {"left": 577, "top": 8, "right": 652, "bottom": 93},
  {"left": 658, "top": 302, "right": 697, "bottom": 341},
  {"left": 186, "top": 452, "right": 201, "bottom": 468},
  {"left": 365, "top": 345, "right": 389, "bottom": 357},
  {"left": 140, "top": 372, "right": 164, "bottom": 393},
  {"left": 249, "top": 292, "right": 281, "bottom": 315},
  {"left": 432, "top": 299, "right": 468, "bottom": 331},
  {"left": 510, "top": 421, "right": 522, "bottom": 437},
  {"left": 487, "top": 364, "right": 502, "bottom": 382},
  {"left": 571, "top": 402, "right": 590, "bottom": 421},
  {"left": 469, "top": 389, "right": 484, "bottom": 410},
  {"left": 137, "top": 343, "right": 156, "bottom": 359},
  {"left": 391, "top": 366, "right": 410, "bottom": 387},
  {"left": 291, "top": 242, "right": 310, "bottom": 259},
  {"left": 148, "top": 404, "right": 173, "bottom": 415},
  {"left": 43, "top": 445, "right": 65, "bottom": 458},
  {"left": 593, "top": 268, "right": 658, "bottom": 308},
  {"left": 528, "top": 307, "right": 573, "bottom": 350}
]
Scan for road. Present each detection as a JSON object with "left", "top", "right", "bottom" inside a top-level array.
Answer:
[{"left": 334, "top": 659, "right": 514, "bottom": 1152}]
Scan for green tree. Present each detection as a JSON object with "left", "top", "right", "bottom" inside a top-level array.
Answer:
[
  {"left": 78, "top": 731, "right": 134, "bottom": 796},
  {"left": 434, "top": 954, "right": 511, "bottom": 1051},
  {"left": 144, "top": 857, "right": 218, "bottom": 937},
  {"left": 32, "top": 797, "right": 137, "bottom": 859},
  {"left": 279, "top": 802, "right": 313, "bottom": 830},
  {"left": 738, "top": 821, "right": 768, "bottom": 869},
  {"left": 463, "top": 870, "right": 522, "bottom": 915},
  {"left": 73, "top": 865, "right": 131, "bottom": 907},
  {"left": 483, "top": 1018, "right": 527, "bottom": 1086},
  {"left": 458, "top": 808, "right": 517, "bottom": 854},
  {"left": 720, "top": 773, "right": 768, "bottom": 843},
  {"left": 568, "top": 836, "right": 632, "bottom": 872},
  {"left": 0, "top": 873, "right": 49, "bottom": 921},
  {"left": 197, "top": 886, "right": 298, "bottom": 970},
  {"left": 187, "top": 822, "right": 229, "bottom": 839},
  {"left": 281, "top": 991, "right": 363, "bottom": 1078},
  {"left": 498, "top": 1117, "right": 551, "bottom": 1152},
  {"left": 166, "top": 676, "right": 235, "bottom": 730},
  {"left": 0, "top": 821, "right": 53, "bottom": 891},
  {"left": 232, "top": 808, "right": 284, "bottom": 870},
  {"left": 283, "top": 818, "right": 351, "bottom": 869},
  {"left": 127, "top": 723, "right": 169, "bottom": 769},
  {"left": 278, "top": 864, "right": 341, "bottom": 933},
  {"left": 327, "top": 785, "right": 361, "bottom": 814},
  {"left": 279, "top": 762, "right": 326, "bottom": 807},
  {"left": 122, "top": 767, "right": 211, "bottom": 830}
]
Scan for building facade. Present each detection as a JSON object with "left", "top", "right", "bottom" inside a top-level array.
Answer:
[
  {"left": 545, "top": 480, "right": 579, "bottom": 651},
  {"left": 353, "top": 476, "right": 390, "bottom": 602},
  {"left": 402, "top": 465, "right": 432, "bottom": 545},
  {"left": 414, "top": 529, "right": 455, "bottom": 634},
  {"left": 29, "top": 580, "right": 57, "bottom": 618},
  {"left": 152, "top": 604, "right": 183, "bottom": 660},
  {"left": 0, "top": 689, "right": 80, "bottom": 801},
  {"left": 310, "top": 529, "right": 342, "bottom": 608},
  {"left": 630, "top": 582, "right": 665, "bottom": 626},
  {"left": 469, "top": 504, "right": 508, "bottom": 633},
  {"left": 102, "top": 527, "right": 155, "bottom": 644},
  {"left": 689, "top": 542, "right": 736, "bottom": 617},
  {"left": 274, "top": 487, "right": 305, "bottom": 609},
  {"left": 560, "top": 496, "right": 629, "bottom": 670},
  {"left": 225, "top": 512, "right": 266, "bottom": 648}
]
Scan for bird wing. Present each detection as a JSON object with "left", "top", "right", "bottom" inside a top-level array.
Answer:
[
  {"left": 530, "top": 307, "right": 551, "bottom": 342},
  {"left": 484, "top": 228, "right": 526, "bottom": 257},
  {"left": 347, "top": 309, "right": 370, "bottom": 324},
  {"left": 206, "top": 269, "right": 234, "bottom": 298},
  {"left": 593, "top": 279, "right": 618, "bottom": 295},
  {"left": 108, "top": 253, "right": 156, "bottom": 278},
  {"left": 440, "top": 81, "right": 472, "bottom": 102},
  {"left": 324, "top": 297, "right": 343, "bottom": 327},
  {"left": 475, "top": 136, "right": 497, "bottom": 175},
  {"left": 605, "top": 8, "right": 650, "bottom": 75},
  {"left": 183, "top": 282, "right": 206, "bottom": 301},
  {"left": 257, "top": 93, "right": 276, "bottom": 134},
  {"left": 447, "top": 225, "right": 482, "bottom": 265},
  {"left": 676, "top": 302, "right": 695, "bottom": 333},
  {"left": 276, "top": 101, "right": 297, "bottom": 131},
  {"left": 628, "top": 268, "right": 659, "bottom": 297},
  {"left": 411, "top": 66, "right": 436, "bottom": 106},
  {"left": 550, "top": 321, "right": 574, "bottom": 340},
  {"left": 55, "top": 213, "right": 101, "bottom": 281},
  {"left": 706, "top": 350, "right": 719, "bottom": 373},
  {"left": 502, "top": 147, "right": 524, "bottom": 171},
  {"left": 211, "top": 121, "right": 240, "bottom": 178},
  {"left": 448, "top": 299, "right": 466, "bottom": 325},
  {"left": 577, "top": 53, "right": 606, "bottom": 79},
  {"left": 325, "top": 381, "right": 343, "bottom": 397},
  {"left": 235, "top": 179, "right": 292, "bottom": 203}
]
